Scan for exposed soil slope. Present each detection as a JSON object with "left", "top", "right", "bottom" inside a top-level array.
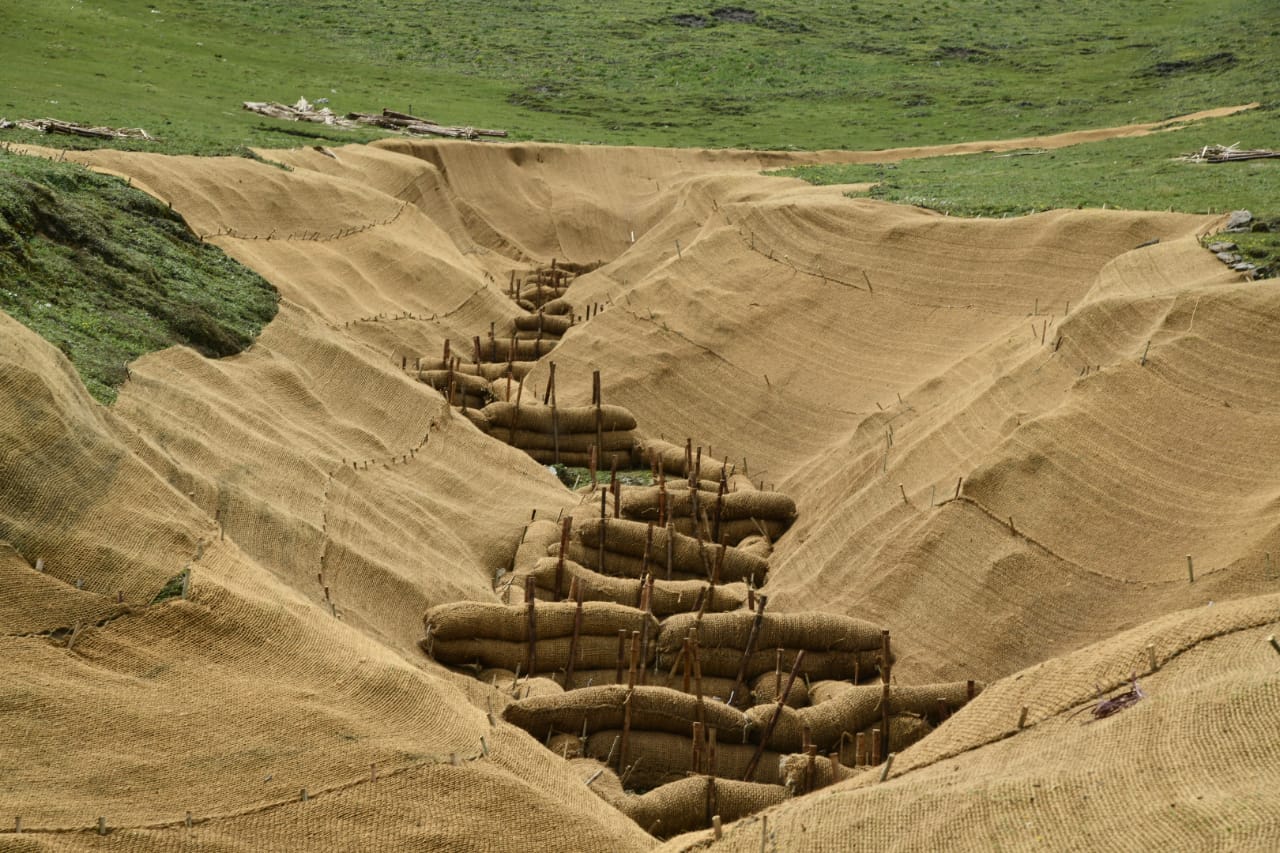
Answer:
[{"left": 1, "top": 111, "right": 1276, "bottom": 849}]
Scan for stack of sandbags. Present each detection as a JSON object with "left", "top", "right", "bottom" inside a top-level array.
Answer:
[
  {"left": 634, "top": 437, "right": 731, "bottom": 479},
  {"left": 478, "top": 667, "right": 566, "bottom": 701},
  {"left": 421, "top": 600, "right": 658, "bottom": 676},
  {"left": 617, "top": 775, "right": 788, "bottom": 838},
  {"left": 510, "top": 555, "right": 749, "bottom": 617},
  {"left": 561, "top": 517, "right": 769, "bottom": 586},
  {"left": 503, "top": 685, "right": 749, "bottom": 743},
  {"left": 416, "top": 368, "right": 491, "bottom": 409},
  {"left": 511, "top": 311, "right": 574, "bottom": 341},
  {"left": 514, "top": 275, "right": 570, "bottom": 309},
  {"left": 778, "top": 751, "right": 859, "bottom": 794},
  {"left": 415, "top": 357, "right": 537, "bottom": 381},
  {"left": 619, "top": 480, "right": 796, "bottom": 546},
  {"left": 502, "top": 518, "right": 566, "bottom": 585},
  {"left": 744, "top": 680, "right": 980, "bottom": 756},
  {"left": 475, "top": 336, "right": 560, "bottom": 362},
  {"left": 505, "top": 685, "right": 778, "bottom": 790},
  {"left": 480, "top": 401, "right": 638, "bottom": 467},
  {"left": 582, "top": 730, "right": 784, "bottom": 789},
  {"left": 656, "top": 610, "right": 885, "bottom": 693}
]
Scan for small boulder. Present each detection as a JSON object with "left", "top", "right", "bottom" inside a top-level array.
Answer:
[{"left": 1225, "top": 210, "right": 1253, "bottom": 232}]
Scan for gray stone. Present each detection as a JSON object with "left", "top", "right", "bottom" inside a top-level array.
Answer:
[
  {"left": 1231, "top": 262, "right": 1256, "bottom": 271},
  {"left": 1207, "top": 241, "right": 1238, "bottom": 253},
  {"left": 1225, "top": 210, "right": 1253, "bottom": 232},
  {"left": 1216, "top": 252, "right": 1242, "bottom": 263}
]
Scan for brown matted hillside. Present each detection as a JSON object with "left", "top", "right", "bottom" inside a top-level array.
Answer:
[{"left": 2, "top": 112, "right": 1277, "bottom": 850}]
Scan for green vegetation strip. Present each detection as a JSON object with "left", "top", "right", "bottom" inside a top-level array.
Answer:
[{"left": 0, "top": 152, "right": 277, "bottom": 403}]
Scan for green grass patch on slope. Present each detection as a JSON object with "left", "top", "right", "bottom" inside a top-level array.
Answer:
[
  {"left": 0, "top": 151, "right": 278, "bottom": 403},
  {"left": 0, "top": 0, "right": 1276, "bottom": 153}
]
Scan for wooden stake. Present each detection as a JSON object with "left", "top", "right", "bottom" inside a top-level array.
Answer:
[
  {"left": 713, "top": 477, "right": 726, "bottom": 543},
  {"left": 954, "top": 476, "right": 963, "bottom": 500},
  {"left": 899, "top": 483, "right": 908, "bottom": 504},
  {"left": 1147, "top": 643, "right": 1158, "bottom": 672},
  {"left": 1140, "top": 340, "right": 1151, "bottom": 366},
  {"left": 510, "top": 373, "right": 524, "bottom": 443},
  {"left": 524, "top": 577, "right": 538, "bottom": 677},
  {"left": 730, "top": 594, "right": 768, "bottom": 706},
  {"left": 611, "top": 460, "right": 620, "bottom": 518},
  {"left": 691, "top": 636, "right": 706, "bottom": 726},
  {"left": 642, "top": 523, "right": 654, "bottom": 579},
  {"left": 855, "top": 731, "right": 867, "bottom": 766},
  {"left": 593, "top": 370, "right": 604, "bottom": 464},
  {"left": 1187, "top": 555, "right": 1195, "bottom": 583},
  {"left": 549, "top": 361, "right": 560, "bottom": 464},
  {"left": 1267, "top": 635, "right": 1280, "bottom": 656},
  {"left": 598, "top": 493, "right": 607, "bottom": 569},
  {"left": 743, "top": 650, "right": 805, "bottom": 781},
  {"left": 712, "top": 815, "right": 722, "bottom": 840},
  {"left": 666, "top": 521, "right": 675, "bottom": 581},
  {"left": 878, "top": 752, "right": 895, "bottom": 782},
  {"left": 657, "top": 473, "right": 668, "bottom": 528},
  {"left": 1017, "top": 706, "right": 1029, "bottom": 729},
  {"left": 616, "top": 629, "right": 627, "bottom": 684},
  {"left": 880, "top": 630, "right": 892, "bottom": 757},
  {"left": 638, "top": 576, "right": 653, "bottom": 685},
  {"left": 618, "top": 631, "right": 640, "bottom": 771},
  {"left": 565, "top": 584, "right": 584, "bottom": 688},
  {"left": 682, "top": 637, "right": 693, "bottom": 694},
  {"left": 555, "top": 516, "right": 571, "bottom": 600}
]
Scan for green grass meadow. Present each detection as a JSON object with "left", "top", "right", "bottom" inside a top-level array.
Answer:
[{"left": 2, "top": 0, "right": 1277, "bottom": 153}]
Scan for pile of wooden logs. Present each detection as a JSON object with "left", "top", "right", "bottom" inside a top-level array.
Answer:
[
  {"left": 0, "top": 118, "right": 154, "bottom": 140},
  {"left": 348, "top": 108, "right": 507, "bottom": 140},
  {"left": 1181, "top": 143, "right": 1280, "bottom": 163},
  {"left": 241, "top": 100, "right": 507, "bottom": 140}
]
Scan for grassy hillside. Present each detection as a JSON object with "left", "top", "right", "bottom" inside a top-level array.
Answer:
[
  {"left": 0, "top": 0, "right": 1276, "bottom": 153},
  {"left": 0, "top": 151, "right": 277, "bottom": 403}
]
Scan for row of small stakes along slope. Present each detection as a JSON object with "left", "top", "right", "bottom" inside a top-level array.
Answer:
[{"left": 411, "top": 263, "right": 984, "bottom": 838}]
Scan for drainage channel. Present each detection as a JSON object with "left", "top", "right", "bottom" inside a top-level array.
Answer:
[{"left": 412, "top": 262, "right": 982, "bottom": 840}]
